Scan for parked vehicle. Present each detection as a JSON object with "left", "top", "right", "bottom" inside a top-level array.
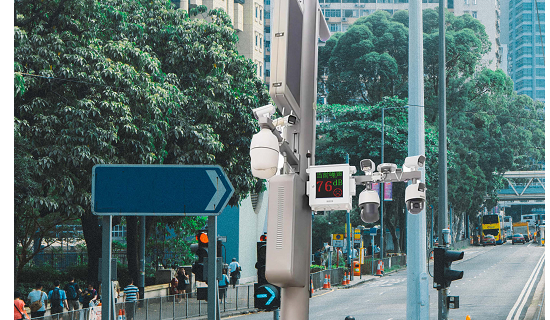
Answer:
[
  {"left": 512, "top": 233, "right": 526, "bottom": 244},
  {"left": 513, "top": 222, "right": 532, "bottom": 241},
  {"left": 482, "top": 234, "right": 496, "bottom": 246}
]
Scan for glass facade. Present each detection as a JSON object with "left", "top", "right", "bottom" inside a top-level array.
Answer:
[{"left": 508, "top": 0, "right": 545, "bottom": 101}]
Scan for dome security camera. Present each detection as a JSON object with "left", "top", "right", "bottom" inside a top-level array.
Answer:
[
  {"left": 250, "top": 128, "right": 280, "bottom": 179},
  {"left": 405, "top": 182, "right": 426, "bottom": 214},
  {"left": 359, "top": 189, "right": 380, "bottom": 223}
]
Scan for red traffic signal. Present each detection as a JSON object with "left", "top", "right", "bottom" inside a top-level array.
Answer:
[
  {"left": 196, "top": 231, "right": 208, "bottom": 246},
  {"left": 260, "top": 234, "right": 267, "bottom": 242}
]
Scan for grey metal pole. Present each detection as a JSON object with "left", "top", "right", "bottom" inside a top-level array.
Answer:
[
  {"left": 139, "top": 216, "right": 146, "bottom": 299},
  {"left": 279, "top": 0, "right": 318, "bottom": 318},
  {"left": 431, "top": 205, "right": 434, "bottom": 250},
  {"left": 346, "top": 154, "right": 352, "bottom": 281},
  {"left": 437, "top": 0, "right": 448, "bottom": 318},
  {"left": 207, "top": 215, "right": 218, "bottom": 320},
  {"left": 380, "top": 108, "right": 385, "bottom": 261},
  {"left": 101, "top": 216, "right": 113, "bottom": 320},
  {"left": 407, "top": 0, "right": 429, "bottom": 317}
]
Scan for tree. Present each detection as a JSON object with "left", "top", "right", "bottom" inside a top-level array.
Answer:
[
  {"left": 315, "top": 98, "right": 439, "bottom": 253},
  {"left": 15, "top": 0, "right": 269, "bottom": 283}
]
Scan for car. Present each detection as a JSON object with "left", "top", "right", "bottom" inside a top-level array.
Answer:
[
  {"left": 482, "top": 234, "right": 496, "bottom": 246},
  {"left": 512, "top": 233, "right": 525, "bottom": 244}
]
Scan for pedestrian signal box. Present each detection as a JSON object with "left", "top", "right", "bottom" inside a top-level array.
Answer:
[{"left": 306, "top": 164, "right": 356, "bottom": 211}]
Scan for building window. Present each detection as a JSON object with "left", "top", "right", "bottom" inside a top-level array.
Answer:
[
  {"left": 536, "top": 90, "right": 545, "bottom": 99},
  {"left": 260, "top": 36, "right": 263, "bottom": 48},
  {"left": 323, "top": 9, "right": 341, "bottom": 17},
  {"left": 536, "top": 68, "right": 545, "bottom": 76},
  {"left": 260, "top": 9, "right": 263, "bottom": 21},
  {"left": 464, "top": 0, "right": 468, "bottom": 5},
  {"left": 472, "top": 11, "right": 477, "bottom": 18},
  {"left": 329, "top": 23, "right": 341, "bottom": 32},
  {"left": 344, "top": 9, "right": 359, "bottom": 17},
  {"left": 256, "top": 34, "right": 258, "bottom": 47}
]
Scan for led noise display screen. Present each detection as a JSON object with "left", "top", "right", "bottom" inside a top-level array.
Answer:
[{"left": 316, "top": 171, "right": 344, "bottom": 198}]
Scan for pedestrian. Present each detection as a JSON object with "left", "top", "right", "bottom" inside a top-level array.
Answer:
[
  {"left": 27, "top": 282, "right": 47, "bottom": 318},
  {"left": 228, "top": 258, "right": 241, "bottom": 288},
  {"left": 14, "top": 291, "right": 30, "bottom": 320},
  {"left": 176, "top": 266, "right": 189, "bottom": 295},
  {"left": 80, "top": 283, "right": 97, "bottom": 309},
  {"left": 169, "top": 270, "right": 179, "bottom": 295},
  {"left": 314, "top": 248, "right": 322, "bottom": 265},
  {"left": 218, "top": 267, "right": 230, "bottom": 301},
  {"left": 48, "top": 280, "right": 68, "bottom": 315},
  {"left": 123, "top": 278, "right": 139, "bottom": 320},
  {"left": 64, "top": 277, "right": 82, "bottom": 312}
]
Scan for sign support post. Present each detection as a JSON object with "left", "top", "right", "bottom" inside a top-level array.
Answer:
[{"left": 101, "top": 216, "right": 113, "bottom": 320}]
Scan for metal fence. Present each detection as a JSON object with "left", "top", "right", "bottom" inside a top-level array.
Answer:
[{"left": 33, "top": 285, "right": 256, "bottom": 320}]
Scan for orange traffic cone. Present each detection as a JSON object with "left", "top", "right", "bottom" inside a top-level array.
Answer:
[
  {"left": 342, "top": 272, "right": 347, "bottom": 286},
  {"left": 375, "top": 261, "right": 383, "bottom": 276},
  {"left": 466, "top": 316, "right": 471, "bottom": 320},
  {"left": 323, "top": 274, "right": 329, "bottom": 289},
  {"left": 122, "top": 309, "right": 126, "bottom": 320},
  {"left": 118, "top": 309, "right": 124, "bottom": 320},
  {"left": 328, "top": 274, "right": 332, "bottom": 288},
  {"left": 310, "top": 278, "right": 314, "bottom": 295},
  {"left": 380, "top": 261, "right": 385, "bottom": 275}
]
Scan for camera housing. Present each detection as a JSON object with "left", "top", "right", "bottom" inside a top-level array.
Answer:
[
  {"left": 405, "top": 182, "right": 426, "bottom": 214},
  {"left": 252, "top": 104, "right": 276, "bottom": 120},
  {"left": 377, "top": 163, "right": 397, "bottom": 174},
  {"left": 360, "top": 159, "right": 376, "bottom": 173},
  {"left": 250, "top": 128, "right": 280, "bottom": 179},
  {"left": 403, "top": 155, "right": 426, "bottom": 171},
  {"left": 358, "top": 189, "right": 380, "bottom": 223}
]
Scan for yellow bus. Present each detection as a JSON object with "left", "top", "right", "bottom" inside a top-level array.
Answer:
[{"left": 482, "top": 214, "right": 505, "bottom": 244}]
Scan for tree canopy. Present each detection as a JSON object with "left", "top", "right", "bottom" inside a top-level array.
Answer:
[
  {"left": 15, "top": 0, "right": 269, "bottom": 283},
  {"left": 314, "top": 8, "right": 544, "bottom": 247}
]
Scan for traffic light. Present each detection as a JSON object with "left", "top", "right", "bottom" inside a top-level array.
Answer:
[
  {"left": 191, "top": 230, "right": 209, "bottom": 282},
  {"left": 254, "top": 234, "right": 280, "bottom": 310},
  {"left": 433, "top": 247, "right": 464, "bottom": 289},
  {"left": 256, "top": 236, "right": 268, "bottom": 285}
]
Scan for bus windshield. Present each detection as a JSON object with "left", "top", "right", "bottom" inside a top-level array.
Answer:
[{"left": 483, "top": 215, "right": 499, "bottom": 224}]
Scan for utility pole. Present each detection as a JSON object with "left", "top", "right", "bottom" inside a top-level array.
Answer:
[
  {"left": 437, "top": 0, "right": 449, "bottom": 317},
  {"left": 407, "top": 0, "right": 429, "bottom": 318}
]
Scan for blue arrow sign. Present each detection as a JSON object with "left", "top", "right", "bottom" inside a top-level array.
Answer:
[
  {"left": 256, "top": 286, "right": 276, "bottom": 305},
  {"left": 92, "top": 165, "right": 234, "bottom": 216}
]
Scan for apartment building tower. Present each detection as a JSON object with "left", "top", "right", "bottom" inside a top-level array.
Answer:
[
  {"left": 505, "top": 0, "right": 545, "bottom": 101},
  {"left": 172, "top": 0, "right": 265, "bottom": 79}
]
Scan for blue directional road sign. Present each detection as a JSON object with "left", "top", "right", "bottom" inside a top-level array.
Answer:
[
  {"left": 92, "top": 165, "right": 234, "bottom": 216},
  {"left": 254, "top": 283, "right": 280, "bottom": 310}
]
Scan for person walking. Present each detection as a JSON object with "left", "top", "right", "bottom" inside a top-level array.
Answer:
[
  {"left": 27, "top": 283, "right": 47, "bottom": 318},
  {"left": 123, "top": 278, "right": 139, "bottom": 320},
  {"left": 48, "top": 280, "right": 68, "bottom": 315},
  {"left": 218, "top": 268, "right": 230, "bottom": 301},
  {"left": 14, "top": 291, "right": 30, "bottom": 320},
  {"left": 228, "top": 258, "right": 241, "bottom": 288},
  {"left": 64, "top": 277, "right": 82, "bottom": 312},
  {"left": 81, "top": 283, "right": 97, "bottom": 309}
]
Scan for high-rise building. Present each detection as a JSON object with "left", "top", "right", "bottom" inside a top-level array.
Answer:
[
  {"left": 505, "top": 0, "right": 545, "bottom": 101},
  {"left": 172, "top": 0, "right": 265, "bottom": 79}
]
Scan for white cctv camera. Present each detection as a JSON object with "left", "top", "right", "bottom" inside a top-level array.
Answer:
[
  {"left": 377, "top": 163, "right": 397, "bottom": 174},
  {"left": 360, "top": 159, "right": 376, "bottom": 173},
  {"left": 405, "top": 182, "right": 426, "bottom": 214},
  {"left": 403, "top": 155, "right": 426, "bottom": 172},
  {"left": 252, "top": 104, "right": 276, "bottom": 120},
  {"left": 250, "top": 128, "right": 280, "bottom": 179},
  {"left": 358, "top": 189, "right": 380, "bottom": 223}
]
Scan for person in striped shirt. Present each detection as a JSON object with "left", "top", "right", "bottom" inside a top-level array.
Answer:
[{"left": 123, "top": 279, "right": 139, "bottom": 320}]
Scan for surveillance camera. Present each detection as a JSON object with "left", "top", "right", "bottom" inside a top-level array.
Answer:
[
  {"left": 377, "top": 163, "right": 397, "bottom": 174},
  {"left": 358, "top": 189, "right": 380, "bottom": 223},
  {"left": 252, "top": 104, "right": 276, "bottom": 120},
  {"left": 360, "top": 159, "right": 376, "bottom": 173},
  {"left": 403, "top": 155, "right": 426, "bottom": 171},
  {"left": 250, "top": 128, "right": 280, "bottom": 179},
  {"left": 405, "top": 182, "right": 426, "bottom": 214}
]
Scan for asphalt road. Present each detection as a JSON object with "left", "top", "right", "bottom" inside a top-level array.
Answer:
[{"left": 227, "top": 241, "right": 545, "bottom": 320}]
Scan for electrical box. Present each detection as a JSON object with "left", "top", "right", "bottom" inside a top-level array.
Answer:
[
  {"left": 306, "top": 164, "right": 356, "bottom": 211},
  {"left": 265, "top": 174, "right": 310, "bottom": 288}
]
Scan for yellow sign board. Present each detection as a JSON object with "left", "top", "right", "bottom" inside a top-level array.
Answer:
[{"left": 333, "top": 234, "right": 344, "bottom": 240}]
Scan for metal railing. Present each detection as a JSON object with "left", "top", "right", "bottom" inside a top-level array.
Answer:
[{"left": 33, "top": 285, "right": 256, "bottom": 320}]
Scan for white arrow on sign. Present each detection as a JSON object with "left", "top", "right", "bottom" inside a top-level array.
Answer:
[{"left": 206, "top": 170, "right": 227, "bottom": 211}]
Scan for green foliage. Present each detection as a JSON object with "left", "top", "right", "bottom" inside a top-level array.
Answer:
[{"left": 14, "top": 0, "right": 270, "bottom": 283}]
